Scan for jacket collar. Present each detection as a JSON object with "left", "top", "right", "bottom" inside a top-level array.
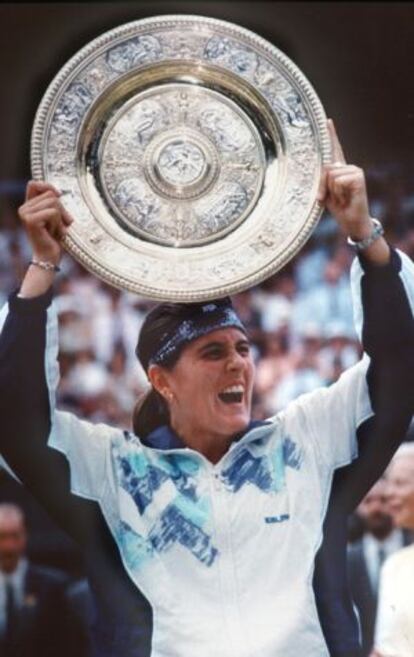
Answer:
[{"left": 142, "top": 419, "right": 271, "bottom": 451}]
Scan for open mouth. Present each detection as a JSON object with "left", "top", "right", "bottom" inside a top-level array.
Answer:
[{"left": 218, "top": 385, "right": 244, "bottom": 404}]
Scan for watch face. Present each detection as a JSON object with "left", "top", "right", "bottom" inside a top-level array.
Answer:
[{"left": 32, "top": 15, "right": 330, "bottom": 301}]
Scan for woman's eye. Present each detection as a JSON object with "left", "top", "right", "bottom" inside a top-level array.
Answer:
[{"left": 204, "top": 349, "right": 222, "bottom": 359}]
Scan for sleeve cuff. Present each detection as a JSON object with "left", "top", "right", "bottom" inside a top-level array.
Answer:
[
  {"left": 357, "top": 245, "right": 401, "bottom": 276},
  {"left": 8, "top": 287, "right": 54, "bottom": 314}
]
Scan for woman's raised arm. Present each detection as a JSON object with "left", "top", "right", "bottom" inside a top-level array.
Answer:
[{"left": 0, "top": 181, "right": 114, "bottom": 544}]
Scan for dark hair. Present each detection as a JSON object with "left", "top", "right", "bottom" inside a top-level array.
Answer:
[
  {"left": 133, "top": 298, "right": 235, "bottom": 437},
  {"left": 132, "top": 388, "right": 170, "bottom": 439}
]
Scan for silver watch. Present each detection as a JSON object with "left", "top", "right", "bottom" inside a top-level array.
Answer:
[{"left": 347, "top": 218, "right": 384, "bottom": 251}]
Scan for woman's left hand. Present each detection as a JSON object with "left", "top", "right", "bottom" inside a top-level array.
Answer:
[{"left": 317, "top": 119, "right": 373, "bottom": 241}]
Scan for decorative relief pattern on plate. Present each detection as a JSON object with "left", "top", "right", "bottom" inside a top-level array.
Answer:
[
  {"left": 31, "top": 15, "right": 330, "bottom": 301},
  {"left": 98, "top": 84, "right": 265, "bottom": 246},
  {"left": 105, "top": 36, "right": 163, "bottom": 73}
]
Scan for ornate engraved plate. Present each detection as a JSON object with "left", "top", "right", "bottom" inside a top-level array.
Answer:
[{"left": 31, "top": 15, "right": 331, "bottom": 301}]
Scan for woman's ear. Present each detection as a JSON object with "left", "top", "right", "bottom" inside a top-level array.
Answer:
[{"left": 148, "top": 365, "right": 174, "bottom": 403}]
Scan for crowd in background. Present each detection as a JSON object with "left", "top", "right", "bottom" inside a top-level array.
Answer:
[
  {"left": 0, "top": 159, "right": 413, "bottom": 656},
  {"left": 1, "top": 161, "right": 413, "bottom": 428}
]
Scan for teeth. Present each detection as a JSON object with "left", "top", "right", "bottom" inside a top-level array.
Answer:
[{"left": 221, "top": 384, "right": 244, "bottom": 394}]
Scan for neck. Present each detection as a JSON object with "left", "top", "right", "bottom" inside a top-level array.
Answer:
[{"left": 170, "top": 420, "right": 232, "bottom": 464}]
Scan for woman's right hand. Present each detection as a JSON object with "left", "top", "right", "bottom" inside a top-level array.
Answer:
[{"left": 18, "top": 180, "right": 73, "bottom": 265}]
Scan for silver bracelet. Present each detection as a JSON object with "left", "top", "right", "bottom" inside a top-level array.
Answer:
[
  {"left": 30, "top": 259, "right": 61, "bottom": 273},
  {"left": 347, "top": 218, "right": 384, "bottom": 251}
]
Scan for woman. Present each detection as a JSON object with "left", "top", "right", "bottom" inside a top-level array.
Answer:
[{"left": 0, "top": 121, "right": 413, "bottom": 657}]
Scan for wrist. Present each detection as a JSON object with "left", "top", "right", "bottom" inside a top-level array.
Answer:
[
  {"left": 347, "top": 217, "right": 376, "bottom": 241},
  {"left": 347, "top": 218, "right": 390, "bottom": 265},
  {"left": 357, "top": 237, "right": 391, "bottom": 267},
  {"left": 30, "top": 259, "right": 61, "bottom": 273},
  {"left": 19, "top": 263, "right": 56, "bottom": 299},
  {"left": 31, "top": 250, "right": 61, "bottom": 266},
  {"left": 347, "top": 218, "right": 384, "bottom": 249}
]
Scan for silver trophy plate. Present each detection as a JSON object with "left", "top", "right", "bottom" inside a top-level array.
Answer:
[{"left": 31, "top": 15, "right": 331, "bottom": 301}]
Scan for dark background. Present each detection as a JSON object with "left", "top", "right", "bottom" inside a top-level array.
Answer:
[{"left": 1, "top": 1, "right": 414, "bottom": 184}]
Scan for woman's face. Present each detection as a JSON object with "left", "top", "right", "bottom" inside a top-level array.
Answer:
[
  {"left": 386, "top": 456, "right": 414, "bottom": 529},
  {"left": 151, "top": 327, "right": 255, "bottom": 442}
]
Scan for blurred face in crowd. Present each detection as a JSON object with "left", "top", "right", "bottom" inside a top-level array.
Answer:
[
  {"left": 150, "top": 328, "right": 255, "bottom": 451},
  {"left": 324, "top": 260, "right": 343, "bottom": 285},
  {"left": 0, "top": 506, "right": 27, "bottom": 574},
  {"left": 386, "top": 454, "right": 414, "bottom": 530},
  {"left": 265, "top": 334, "right": 285, "bottom": 357},
  {"left": 357, "top": 479, "right": 393, "bottom": 539}
]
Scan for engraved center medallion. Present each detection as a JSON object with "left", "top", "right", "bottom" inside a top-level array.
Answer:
[
  {"left": 157, "top": 140, "right": 206, "bottom": 185},
  {"left": 144, "top": 127, "right": 219, "bottom": 201}
]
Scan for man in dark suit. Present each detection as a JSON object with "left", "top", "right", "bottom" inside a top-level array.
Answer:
[
  {"left": 0, "top": 502, "right": 72, "bottom": 657},
  {"left": 347, "top": 478, "right": 409, "bottom": 657}
]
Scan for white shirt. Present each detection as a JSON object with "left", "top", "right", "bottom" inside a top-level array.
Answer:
[
  {"left": 375, "top": 544, "right": 414, "bottom": 657},
  {"left": 47, "top": 361, "right": 371, "bottom": 657},
  {"left": 362, "top": 531, "right": 405, "bottom": 592}
]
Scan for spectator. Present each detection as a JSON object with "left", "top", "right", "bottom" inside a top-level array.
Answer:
[
  {"left": 56, "top": 295, "right": 92, "bottom": 354},
  {"left": 256, "top": 271, "right": 295, "bottom": 333},
  {"left": 347, "top": 479, "right": 409, "bottom": 657},
  {"left": 291, "top": 257, "right": 355, "bottom": 339},
  {"left": 0, "top": 503, "right": 72, "bottom": 657},
  {"left": 373, "top": 445, "right": 414, "bottom": 657},
  {"left": 254, "top": 331, "right": 295, "bottom": 413},
  {"left": 268, "top": 334, "right": 327, "bottom": 412},
  {"left": 294, "top": 241, "right": 328, "bottom": 293},
  {"left": 317, "top": 321, "right": 360, "bottom": 383}
]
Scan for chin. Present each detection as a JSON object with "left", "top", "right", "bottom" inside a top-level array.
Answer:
[
  {"left": 213, "top": 401, "right": 251, "bottom": 438},
  {"left": 225, "top": 414, "right": 250, "bottom": 436}
]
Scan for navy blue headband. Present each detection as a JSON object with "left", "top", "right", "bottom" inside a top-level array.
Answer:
[{"left": 148, "top": 302, "right": 246, "bottom": 369}]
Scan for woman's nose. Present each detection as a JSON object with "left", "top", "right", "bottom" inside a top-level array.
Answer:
[{"left": 227, "top": 350, "right": 244, "bottom": 370}]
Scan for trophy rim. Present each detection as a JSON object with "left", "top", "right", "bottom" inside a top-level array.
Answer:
[{"left": 31, "top": 14, "right": 332, "bottom": 301}]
